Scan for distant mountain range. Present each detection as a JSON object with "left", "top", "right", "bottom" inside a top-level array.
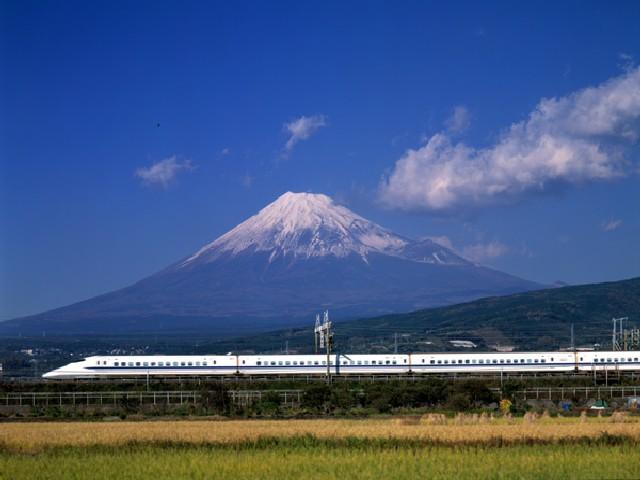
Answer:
[
  {"left": 0, "top": 192, "right": 539, "bottom": 336},
  {"left": 201, "top": 277, "right": 640, "bottom": 354}
]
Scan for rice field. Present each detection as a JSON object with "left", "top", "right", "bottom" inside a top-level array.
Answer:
[
  {"left": 2, "top": 416, "right": 640, "bottom": 479},
  {"left": 3, "top": 415, "right": 640, "bottom": 451}
]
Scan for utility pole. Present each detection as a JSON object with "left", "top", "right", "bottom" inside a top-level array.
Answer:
[
  {"left": 313, "top": 310, "right": 333, "bottom": 383},
  {"left": 314, "top": 314, "right": 321, "bottom": 354},
  {"left": 570, "top": 323, "right": 574, "bottom": 351},
  {"left": 324, "top": 311, "right": 333, "bottom": 384},
  {"left": 612, "top": 317, "right": 629, "bottom": 351}
]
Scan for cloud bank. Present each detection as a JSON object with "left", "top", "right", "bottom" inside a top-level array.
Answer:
[
  {"left": 380, "top": 68, "right": 640, "bottom": 212},
  {"left": 135, "top": 156, "right": 193, "bottom": 188},
  {"left": 283, "top": 114, "right": 327, "bottom": 155}
]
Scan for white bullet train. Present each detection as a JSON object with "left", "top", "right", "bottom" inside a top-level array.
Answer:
[{"left": 42, "top": 350, "right": 640, "bottom": 379}]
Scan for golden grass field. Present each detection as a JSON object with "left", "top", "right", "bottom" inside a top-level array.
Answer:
[
  {"left": 3, "top": 416, "right": 640, "bottom": 479},
  {"left": 2, "top": 415, "right": 640, "bottom": 452}
]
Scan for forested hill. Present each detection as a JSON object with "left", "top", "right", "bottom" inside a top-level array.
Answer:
[{"left": 211, "top": 277, "right": 640, "bottom": 354}]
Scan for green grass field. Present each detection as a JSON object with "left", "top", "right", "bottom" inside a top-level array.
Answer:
[
  {"left": 3, "top": 418, "right": 640, "bottom": 479},
  {"left": 2, "top": 438, "right": 640, "bottom": 480}
]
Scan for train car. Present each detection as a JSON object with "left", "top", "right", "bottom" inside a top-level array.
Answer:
[
  {"left": 409, "top": 351, "right": 577, "bottom": 374},
  {"left": 41, "top": 351, "right": 640, "bottom": 379},
  {"left": 576, "top": 351, "right": 640, "bottom": 372},
  {"left": 42, "top": 355, "right": 237, "bottom": 378}
]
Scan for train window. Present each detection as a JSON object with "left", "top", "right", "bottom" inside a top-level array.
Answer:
[
  {"left": 507, "top": 360, "right": 511, "bottom": 363},
  {"left": 128, "top": 362, "right": 134, "bottom": 366},
  {"left": 186, "top": 362, "right": 192, "bottom": 366},
  {"left": 607, "top": 359, "right": 612, "bottom": 362},
  {"left": 179, "top": 362, "right": 184, "bottom": 366},
  {"left": 551, "top": 358, "right": 555, "bottom": 361},
  {"left": 465, "top": 360, "right": 470, "bottom": 364},
  {"left": 114, "top": 362, "right": 119, "bottom": 366},
  {"left": 256, "top": 361, "right": 261, "bottom": 366},
  {"left": 285, "top": 361, "right": 291, "bottom": 366},
  {"left": 534, "top": 359, "right": 539, "bottom": 363},
  {"left": 143, "top": 362, "right": 149, "bottom": 367},
  {"left": 422, "top": 359, "right": 425, "bottom": 363},
  {"left": 457, "top": 360, "right": 462, "bottom": 364},
  {"left": 136, "top": 362, "right": 141, "bottom": 366},
  {"left": 513, "top": 360, "right": 518, "bottom": 364},
  {"left": 527, "top": 359, "right": 532, "bottom": 363},
  {"left": 203, "top": 362, "right": 207, "bottom": 366},
  {"left": 430, "top": 360, "right": 435, "bottom": 364},
  {"left": 404, "top": 359, "right": 407, "bottom": 363},
  {"left": 278, "top": 361, "right": 283, "bottom": 365},
  {"left": 351, "top": 361, "right": 355, "bottom": 365},
  {"left": 372, "top": 360, "right": 377, "bottom": 365},
  {"left": 313, "top": 361, "right": 318, "bottom": 365},
  {"left": 159, "top": 362, "right": 164, "bottom": 366},
  {"left": 444, "top": 360, "right": 448, "bottom": 364},
  {"left": 542, "top": 359, "right": 546, "bottom": 363},
  {"left": 386, "top": 360, "right": 391, "bottom": 365},
  {"left": 499, "top": 360, "right": 504, "bottom": 364},
  {"left": 392, "top": 361, "right": 397, "bottom": 365},
  {"left": 151, "top": 362, "right": 156, "bottom": 366},
  {"left": 364, "top": 360, "right": 369, "bottom": 365},
  {"left": 270, "top": 361, "right": 276, "bottom": 365},
  {"left": 492, "top": 360, "right": 497, "bottom": 364},
  {"left": 635, "top": 358, "right": 639, "bottom": 362},
  {"left": 437, "top": 360, "right": 442, "bottom": 364},
  {"left": 357, "top": 361, "right": 362, "bottom": 365},
  {"left": 479, "top": 360, "right": 484, "bottom": 364}
]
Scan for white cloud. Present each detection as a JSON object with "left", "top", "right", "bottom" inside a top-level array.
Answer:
[
  {"left": 283, "top": 114, "right": 327, "bottom": 155},
  {"left": 220, "top": 148, "right": 231, "bottom": 156},
  {"left": 241, "top": 173, "right": 254, "bottom": 189},
  {"left": 424, "top": 235, "right": 455, "bottom": 250},
  {"left": 426, "top": 235, "right": 511, "bottom": 264},
  {"left": 135, "top": 156, "right": 193, "bottom": 188},
  {"left": 445, "top": 105, "right": 471, "bottom": 133},
  {"left": 602, "top": 219, "right": 623, "bottom": 231},
  {"left": 379, "top": 68, "right": 640, "bottom": 212},
  {"left": 461, "top": 241, "right": 508, "bottom": 263}
]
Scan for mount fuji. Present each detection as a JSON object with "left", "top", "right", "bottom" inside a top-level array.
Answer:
[{"left": 1, "top": 192, "right": 540, "bottom": 335}]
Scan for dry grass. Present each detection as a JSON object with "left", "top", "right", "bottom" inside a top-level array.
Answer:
[{"left": 2, "top": 416, "right": 640, "bottom": 452}]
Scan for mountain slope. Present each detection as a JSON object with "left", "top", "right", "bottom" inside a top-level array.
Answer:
[
  {"left": 0, "top": 192, "right": 540, "bottom": 336},
  {"left": 199, "top": 277, "right": 640, "bottom": 354}
]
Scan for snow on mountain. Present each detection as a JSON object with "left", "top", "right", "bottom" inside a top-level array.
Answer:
[{"left": 181, "top": 192, "right": 413, "bottom": 266}]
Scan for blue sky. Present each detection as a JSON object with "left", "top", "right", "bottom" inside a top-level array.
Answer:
[{"left": 1, "top": 0, "right": 639, "bottom": 320}]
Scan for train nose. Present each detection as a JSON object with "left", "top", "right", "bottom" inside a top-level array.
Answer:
[{"left": 42, "top": 370, "right": 59, "bottom": 379}]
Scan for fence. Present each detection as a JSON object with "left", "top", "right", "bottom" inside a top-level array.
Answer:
[
  {"left": 494, "top": 385, "right": 640, "bottom": 401},
  {"left": 0, "top": 390, "right": 304, "bottom": 408}
]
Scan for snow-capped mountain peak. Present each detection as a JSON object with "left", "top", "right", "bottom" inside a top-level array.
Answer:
[{"left": 181, "top": 192, "right": 409, "bottom": 265}]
